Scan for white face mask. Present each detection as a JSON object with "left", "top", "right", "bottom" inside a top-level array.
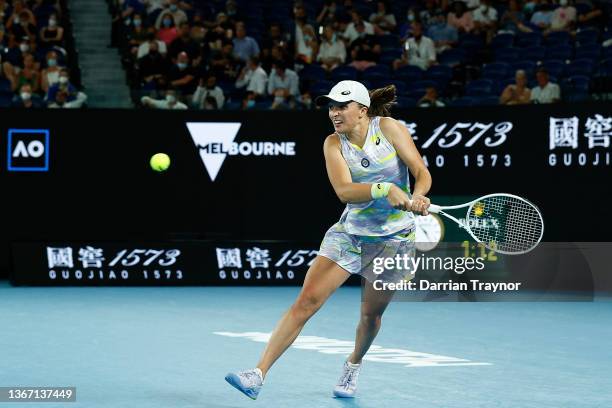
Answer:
[
  {"left": 19, "top": 43, "right": 29, "bottom": 52},
  {"left": 14, "top": 16, "right": 20, "bottom": 25},
  {"left": 559, "top": 0, "right": 568, "bottom": 6},
  {"left": 49, "top": 19, "right": 57, "bottom": 27},
  {"left": 59, "top": 76, "right": 68, "bottom": 84},
  {"left": 20, "top": 92, "right": 31, "bottom": 101}
]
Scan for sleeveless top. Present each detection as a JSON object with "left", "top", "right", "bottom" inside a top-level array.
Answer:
[{"left": 337, "top": 116, "right": 415, "bottom": 236}]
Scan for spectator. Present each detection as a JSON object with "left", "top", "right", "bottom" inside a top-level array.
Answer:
[
  {"left": 399, "top": 6, "right": 418, "bottom": 40},
  {"left": 156, "top": 12, "right": 178, "bottom": 45},
  {"left": 46, "top": 68, "right": 87, "bottom": 108},
  {"left": 530, "top": 1, "right": 553, "bottom": 31},
  {"left": 500, "top": 69, "right": 531, "bottom": 104},
  {"left": 296, "top": 90, "right": 314, "bottom": 110},
  {"left": 499, "top": 0, "right": 532, "bottom": 34},
  {"left": 394, "top": 22, "right": 436, "bottom": 71},
  {"left": 166, "top": 51, "right": 196, "bottom": 97},
  {"left": 224, "top": 0, "right": 244, "bottom": 24},
  {"left": 296, "top": 24, "right": 318, "bottom": 64},
  {"left": 232, "top": 21, "right": 260, "bottom": 62},
  {"left": 369, "top": 1, "right": 397, "bottom": 35},
  {"left": 472, "top": 0, "right": 498, "bottom": 41},
  {"left": 576, "top": 0, "right": 604, "bottom": 29},
  {"left": 317, "top": 24, "right": 347, "bottom": 71},
  {"left": 317, "top": 0, "right": 340, "bottom": 26},
  {"left": 155, "top": 0, "right": 187, "bottom": 28},
  {"left": 10, "top": 83, "right": 43, "bottom": 108},
  {"left": 293, "top": 3, "right": 309, "bottom": 50},
  {"left": 141, "top": 89, "right": 187, "bottom": 109},
  {"left": 7, "top": 8, "right": 37, "bottom": 44},
  {"left": 348, "top": 31, "right": 381, "bottom": 71},
  {"left": 47, "top": 87, "right": 87, "bottom": 108},
  {"left": 418, "top": 86, "right": 445, "bottom": 107},
  {"left": 548, "top": 0, "right": 576, "bottom": 33},
  {"left": 125, "top": 13, "right": 148, "bottom": 54},
  {"left": 138, "top": 40, "right": 169, "bottom": 89},
  {"left": 209, "top": 40, "right": 240, "bottom": 81},
  {"left": 193, "top": 75, "right": 225, "bottom": 109},
  {"left": 241, "top": 91, "right": 257, "bottom": 109},
  {"left": 427, "top": 10, "right": 459, "bottom": 54},
  {"left": 447, "top": 1, "right": 475, "bottom": 33},
  {"left": 168, "top": 22, "right": 199, "bottom": 60},
  {"left": 14, "top": 52, "right": 40, "bottom": 93},
  {"left": 137, "top": 30, "right": 168, "bottom": 59},
  {"left": 235, "top": 55, "right": 267, "bottom": 97},
  {"left": 267, "top": 60, "right": 299, "bottom": 102},
  {"left": 419, "top": 0, "right": 443, "bottom": 29},
  {"left": 343, "top": 11, "right": 374, "bottom": 44},
  {"left": 531, "top": 68, "right": 560, "bottom": 103},
  {"left": 39, "top": 13, "right": 64, "bottom": 48},
  {"left": 40, "top": 50, "right": 62, "bottom": 93}
]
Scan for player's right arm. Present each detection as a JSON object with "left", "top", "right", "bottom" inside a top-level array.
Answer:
[{"left": 323, "top": 134, "right": 411, "bottom": 209}]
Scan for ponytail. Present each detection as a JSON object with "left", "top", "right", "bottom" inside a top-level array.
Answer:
[{"left": 367, "top": 85, "right": 397, "bottom": 117}]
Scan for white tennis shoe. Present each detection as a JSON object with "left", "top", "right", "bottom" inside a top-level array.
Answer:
[
  {"left": 225, "top": 368, "right": 264, "bottom": 400},
  {"left": 333, "top": 360, "right": 361, "bottom": 398}
]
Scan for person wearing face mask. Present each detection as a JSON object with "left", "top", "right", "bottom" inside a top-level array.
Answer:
[
  {"left": 141, "top": 89, "right": 187, "bottom": 109},
  {"left": 235, "top": 55, "right": 268, "bottom": 98},
  {"left": 225, "top": 81, "right": 431, "bottom": 401},
  {"left": 40, "top": 50, "right": 62, "bottom": 93},
  {"left": 192, "top": 75, "right": 225, "bottom": 109},
  {"left": 447, "top": 1, "right": 475, "bottom": 33},
  {"left": 45, "top": 68, "right": 87, "bottom": 108},
  {"left": 296, "top": 24, "right": 318, "bottom": 64},
  {"left": 317, "top": 25, "right": 347, "bottom": 71},
  {"left": 137, "top": 30, "right": 168, "bottom": 59},
  {"left": 167, "top": 51, "right": 196, "bottom": 96},
  {"left": 156, "top": 12, "right": 178, "bottom": 45},
  {"left": 39, "top": 14, "right": 64, "bottom": 48},
  {"left": 15, "top": 52, "right": 39, "bottom": 93},
  {"left": 426, "top": 10, "right": 458, "bottom": 54},
  {"left": 155, "top": 0, "right": 187, "bottom": 29},
  {"left": 549, "top": 0, "right": 576, "bottom": 32},
  {"left": 11, "top": 83, "right": 42, "bottom": 108},
  {"left": 368, "top": 1, "right": 396, "bottom": 35},
  {"left": 267, "top": 61, "right": 299, "bottom": 103},
  {"left": 168, "top": 22, "right": 199, "bottom": 60},
  {"left": 7, "top": 10, "right": 36, "bottom": 43},
  {"left": 343, "top": 10, "right": 374, "bottom": 44}
]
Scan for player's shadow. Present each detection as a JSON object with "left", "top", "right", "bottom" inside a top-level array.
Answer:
[{"left": 333, "top": 397, "right": 366, "bottom": 407}]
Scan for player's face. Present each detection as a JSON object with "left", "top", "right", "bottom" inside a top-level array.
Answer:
[{"left": 328, "top": 102, "right": 363, "bottom": 133}]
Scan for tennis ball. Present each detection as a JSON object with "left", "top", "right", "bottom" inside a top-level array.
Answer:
[{"left": 150, "top": 153, "right": 170, "bottom": 172}]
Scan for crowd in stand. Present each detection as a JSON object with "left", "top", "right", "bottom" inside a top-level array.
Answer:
[{"left": 0, "top": 0, "right": 86, "bottom": 108}]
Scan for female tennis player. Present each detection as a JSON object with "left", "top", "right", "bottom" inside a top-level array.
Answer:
[{"left": 225, "top": 80, "right": 432, "bottom": 399}]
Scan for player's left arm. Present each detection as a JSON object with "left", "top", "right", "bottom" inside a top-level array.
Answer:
[{"left": 380, "top": 116, "right": 432, "bottom": 215}]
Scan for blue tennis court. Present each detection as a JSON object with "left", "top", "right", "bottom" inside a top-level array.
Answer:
[{"left": 1, "top": 282, "right": 610, "bottom": 407}]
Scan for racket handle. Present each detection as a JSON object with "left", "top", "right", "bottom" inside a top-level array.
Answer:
[{"left": 428, "top": 204, "right": 442, "bottom": 214}]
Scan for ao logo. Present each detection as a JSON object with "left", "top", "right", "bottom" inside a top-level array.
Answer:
[{"left": 7, "top": 129, "right": 50, "bottom": 172}]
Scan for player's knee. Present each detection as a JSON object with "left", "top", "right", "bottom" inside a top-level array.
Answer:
[
  {"left": 292, "top": 292, "right": 323, "bottom": 321},
  {"left": 360, "top": 311, "right": 383, "bottom": 328}
]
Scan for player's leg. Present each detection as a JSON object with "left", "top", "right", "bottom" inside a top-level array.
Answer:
[
  {"left": 333, "top": 281, "right": 395, "bottom": 398},
  {"left": 256, "top": 255, "right": 350, "bottom": 376},
  {"left": 349, "top": 281, "right": 395, "bottom": 364},
  {"left": 225, "top": 255, "right": 349, "bottom": 399}
]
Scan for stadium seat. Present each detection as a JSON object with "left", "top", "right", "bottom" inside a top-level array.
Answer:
[
  {"left": 309, "top": 80, "right": 334, "bottom": 96},
  {"left": 491, "top": 33, "right": 514, "bottom": 49},
  {"left": 516, "top": 32, "right": 543, "bottom": 48},
  {"left": 378, "top": 34, "right": 401, "bottom": 50},
  {"left": 411, "top": 79, "right": 439, "bottom": 92},
  {"left": 545, "top": 45, "right": 573, "bottom": 61},
  {"left": 0, "top": 93, "right": 12, "bottom": 108},
  {"left": 575, "top": 44, "right": 601, "bottom": 61},
  {"left": 510, "top": 61, "right": 536, "bottom": 78},
  {"left": 330, "top": 66, "right": 358, "bottom": 81},
  {"left": 393, "top": 65, "right": 425, "bottom": 82},
  {"left": 567, "top": 59, "right": 595, "bottom": 76},
  {"left": 497, "top": 77, "right": 517, "bottom": 94},
  {"left": 363, "top": 65, "right": 391, "bottom": 78},
  {"left": 300, "top": 64, "right": 327, "bottom": 81},
  {"left": 542, "top": 60, "right": 566, "bottom": 78},
  {"left": 396, "top": 96, "right": 417, "bottom": 108},
  {"left": 495, "top": 48, "right": 520, "bottom": 63},
  {"left": 545, "top": 31, "right": 571, "bottom": 46},
  {"left": 563, "top": 75, "right": 591, "bottom": 93},
  {"left": 481, "top": 62, "right": 511, "bottom": 81},
  {"left": 0, "top": 78, "right": 11, "bottom": 94},
  {"left": 523, "top": 46, "right": 546, "bottom": 62},
  {"left": 576, "top": 27, "right": 600, "bottom": 45},
  {"left": 438, "top": 48, "right": 467, "bottom": 66},
  {"left": 449, "top": 97, "right": 475, "bottom": 106},
  {"left": 473, "top": 96, "right": 500, "bottom": 106}
]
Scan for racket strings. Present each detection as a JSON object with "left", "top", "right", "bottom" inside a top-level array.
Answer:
[{"left": 467, "top": 196, "right": 543, "bottom": 253}]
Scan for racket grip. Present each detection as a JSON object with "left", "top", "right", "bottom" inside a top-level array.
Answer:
[{"left": 428, "top": 204, "right": 442, "bottom": 214}]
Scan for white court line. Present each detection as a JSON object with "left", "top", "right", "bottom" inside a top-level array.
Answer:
[{"left": 215, "top": 331, "right": 491, "bottom": 367}]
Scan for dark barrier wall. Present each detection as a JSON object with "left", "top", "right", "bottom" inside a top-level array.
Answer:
[{"left": 2, "top": 104, "right": 611, "bottom": 279}]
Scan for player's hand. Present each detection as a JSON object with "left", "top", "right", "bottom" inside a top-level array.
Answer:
[
  {"left": 410, "top": 194, "right": 430, "bottom": 216},
  {"left": 386, "top": 185, "right": 412, "bottom": 211}
]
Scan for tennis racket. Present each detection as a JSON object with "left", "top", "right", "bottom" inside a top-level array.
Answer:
[{"left": 426, "top": 193, "right": 544, "bottom": 255}]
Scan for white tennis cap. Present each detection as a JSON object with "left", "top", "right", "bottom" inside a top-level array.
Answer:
[{"left": 315, "top": 80, "right": 370, "bottom": 107}]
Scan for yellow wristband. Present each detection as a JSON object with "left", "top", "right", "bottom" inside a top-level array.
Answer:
[{"left": 371, "top": 182, "right": 392, "bottom": 199}]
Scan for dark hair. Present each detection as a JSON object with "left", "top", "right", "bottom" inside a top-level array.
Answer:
[{"left": 367, "top": 85, "right": 396, "bottom": 117}]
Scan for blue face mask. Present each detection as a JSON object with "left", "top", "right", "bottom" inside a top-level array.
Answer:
[
  {"left": 304, "top": 35, "right": 312, "bottom": 42},
  {"left": 163, "top": 18, "right": 172, "bottom": 27},
  {"left": 47, "top": 58, "right": 57, "bottom": 67},
  {"left": 134, "top": 19, "right": 142, "bottom": 27},
  {"left": 246, "top": 99, "right": 256, "bottom": 108},
  {"left": 177, "top": 62, "right": 187, "bottom": 70},
  {"left": 169, "top": 4, "right": 178, "bottom": 11}
]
